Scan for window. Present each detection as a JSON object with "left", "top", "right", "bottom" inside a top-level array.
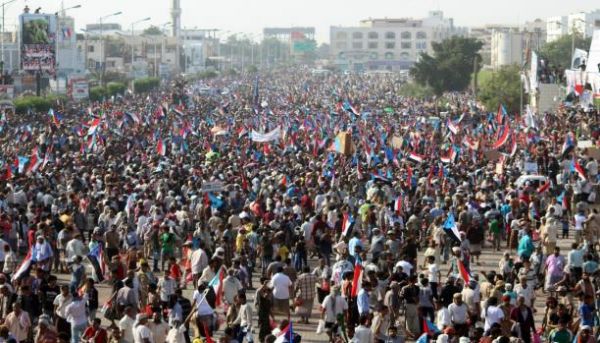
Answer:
[
  {"left": 368, "top": 42, "right": 378, "bottom": 49},
  {"left": 400, "top": 52, "right": 410, "bottom": 60},
  {"left": 385, "top": 42, "right": 395, "bottom": 49},
  {"left": 385, "top": 52, "right": 394, "bottom": 60},
  {"left": 401, "top": 42, "right": 411, "bottom": 49},
  {"left": 401, "top": 31, "right": 411, "bottom": 39},
  {"left": 370, "top": 52, "right": 378, "bottom": 60},
  {"left": 385, "top": 31, "right": 395, "bottom": 39},
  {"left": 335, "top": 32, "right": 348, "bottom": 40},
  {"left": 352, "top": 42, "right": 363, "bottom": 49},
  {"left": 88, "top": 45, "right": 95, "bottom": 52},
  {"left": 416, "top": 31, "right": 427, "bottom": 39},
  {"left": 338, "top": 52, "right": 346, "bottom": 60},
  {"left": 335, "top": 41, "right": 347, "bottom": 49},
  {"left": 416, "top": 41, "right": 427, "bottom": 50},
  {"left": 352, "top": 32, "right": 363, "bottom": 39},
  {"left": 368, "top": 32, "right": 378, "bottom": 39}
]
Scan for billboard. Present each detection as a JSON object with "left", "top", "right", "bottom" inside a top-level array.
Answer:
[
  {"left": 68, "top": 78, "right": 89, "bottom": 101},
  {"left": 20, "top": 14, "right": 57, "bottom": 75}
]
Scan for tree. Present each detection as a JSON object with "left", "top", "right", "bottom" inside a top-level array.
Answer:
[
  {"left": 477, "top": 64, "right": 523, "bottom": 114},
  {"left": 142, "top": 26, "right": 163, "bottom": 36},
  {"left": 539, "top": 33, "right": 592, "bottom": 69},
  {"left": 410, "top": 37, "right": 483, "bottom": 95}
]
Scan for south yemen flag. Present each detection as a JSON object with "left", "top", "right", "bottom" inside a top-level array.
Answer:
[
  {"left": 443, "top": 213, "right": 462, "bottom": 242},
  {"left": 341, "top": 212, "right": 354, "bottom": 237},
  {"left": 12, "top": 248, "right": 32, "bottom": 282},
  {"left": 209, "top": 266, "right": 226, "bottom": 306},
  {"left": 457, "top": 259, "right": 472, "bottom": 284},
  {"left": 350, "top": 259, "right": 363, "bottom": 297}
]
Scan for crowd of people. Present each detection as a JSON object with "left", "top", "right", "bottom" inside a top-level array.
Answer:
[{"left": 0, "top": 68, "right": 598, "bottom": 343}]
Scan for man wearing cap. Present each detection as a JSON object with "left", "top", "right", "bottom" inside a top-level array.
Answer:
[{"left": 133, "top": 313, "right": 154, "bottom": 343}]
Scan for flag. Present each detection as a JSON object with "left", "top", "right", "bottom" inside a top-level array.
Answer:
[
  {"left": 125, "top": 111, "right": 140, "bottom": 124},
  {"left": 1, "top": 164, "right": 12, "bottom": 180},
  {"left": 87, "top": 243, "right": 106, "bottom": 282},
  {"left": 237, "top": 127, "right": 248, "bottom": 138},
  {"left": 48, "top": 109, "right": 60, "bottom": 126},
  {"left": 492, "top": 126, "right": 510, "bottom": 149},
  {"left": 328, "top": 135, "right": 343, "bottom": 153},
  {"left": 62, "top": 26, "right": 73, "bottom": 39},
  {"left": 274, "top": 321, "right": 293, "bottom": 343},
  {"left": 537, "top": 181, "right": 550, "bottom": 193},
  {"left": 457, "top": 259, "right": 472, "bottom": 284},
  {"left": 11, "top": 248, "right": 32, "bottom": 282},
  {"left": 26, "top": 150, "right": 40, "bottom": 174},
  {"left": 561, "top": 133, "right": 575, "bottom": 158},
  {"left": 408, "top": 152, "right": 424, "bottom": 163},
  {"left": 202, "top": 323, "right": 214, "bottom": 343},
  {"left": 209, "top": 266, "right": 226, "bottom": 306},
  {"left": 87, "top": 118, "right": 100, "bottom": 136},
  {"left": 17, "top": 156, "right": 29, "bottom": 174},
  {"left": 341, "top": 213, "right": 354, "bottom": 237},
  {"left": 416, "top": 333, "right": 429, "bottom": 343},
  {"left": 496, "top": 104, "right": 507, "bottom": 125},
  {"left": 394, "top": 196, "right": 403, "bottom": 214},
  {"left": 422, "top": 318, "right": 440, "bottom": 334},
  {"left": 447, "top": 119, "right": 459, "bottom": 135},
  {"left": 157, "top": 139, "right": 166, "bottom": 156},
  {"left": 572, "top": 160, "right": 586, "bottom": 180},
  {"left": 463, "top": 137, "right": 478, "bottom": 150},
  {"left": 510, "top": 138, "right": 517, "bottom": 157},
  {"left": 350, "top": 259, "right": 363, "bottom": 297},
  {"left": 443, "top": 213, "right": 462, "bottom": 242}
]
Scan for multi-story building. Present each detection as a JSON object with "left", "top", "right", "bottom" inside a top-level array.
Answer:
[
  {"left": 468, "top": 25, "right": 519, "bottom": 66},
  {"left": 491, "top": 30, "right": 523, "bottom": 70},
  {"left": 547, "top": 9, "right": 600, "bottom": 42},
  {"left": 329, "top": 11, "right": 465, "bottom": 72}
]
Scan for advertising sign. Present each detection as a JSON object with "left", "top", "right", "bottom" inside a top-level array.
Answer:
[
  {"left": 20, "top": 14, "right": 57, "bottom": 74},
  {"left": 0, "top": 85, "right": 14, "bottom": 99},
  {"left": 68, "top": 78, "right": 89, "bottom": 101}
]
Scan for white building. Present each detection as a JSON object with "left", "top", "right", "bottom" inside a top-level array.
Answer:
[
  {"left": 546, "top": 9, "right": 600, "bottom": 42},
  {"left": 329, "top": 11, "right": 465, "bottom": 71},
  {"left": 491, "top": 30, "right": 523, "bottom": 70}
]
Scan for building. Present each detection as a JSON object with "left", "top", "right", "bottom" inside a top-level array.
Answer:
[
  {"left": 523, "top": 18, "right": 547, "bottom": 50},
  {"left": 491, "top": 30, "right": 523, "bottom": 70},
  {"left": 84, "top": 23, "right": 123, "bottom": 37},
  {"left": 546, "top": 9, "right": 600, "bottom": 42},
  {"left": 329, "top": 11, "right": 464, "bottom": 72},
  {"left": 468, "top": 25, "right": 519, "bottom": 66},
  {"left": 56, "top": 15, "right": 86, "bottom": 82}
]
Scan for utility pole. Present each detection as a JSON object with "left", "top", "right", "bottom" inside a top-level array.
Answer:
[{"left": 472, "top": 56, "right": 478, "bottom": 98}]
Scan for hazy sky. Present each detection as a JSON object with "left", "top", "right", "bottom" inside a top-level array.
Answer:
[{"left": 5, "top": 0, "right": 600, "bottom": 43}]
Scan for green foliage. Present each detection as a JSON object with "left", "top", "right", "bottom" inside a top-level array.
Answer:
[
  {"left": 133, "top": 77, "right": 160, "bottom": 93},
  {"left": 247, "top": 65, "right": 258, "bottom": 73},
  {"left": 142, "top": 26, "right": 163, "bottom": 36},
  {"left": 106, "top": 82, "right": 126, "bottom": 96},
  {"left": 539, "top": 34, "right": 592, "bottom": 69},
  {"left": 397, "top": 82, "right": 435, "bottom": 98},
  {"left": 89, "top": 82, "right": 126, "bottom": 101},
  {"left": 410, "top": 37, "right": 483, "bottom": 95},
  {"left": 14, "top": 95, "right": 67, "bottom": 114},
  {"left": 89, "top": 86, "right": 108, "bottom": 102},
  {"left": 477, "top": 64, "right": 523, "bottom": 113}
]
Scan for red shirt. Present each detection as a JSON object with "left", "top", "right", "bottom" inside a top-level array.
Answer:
[
  {"left": 82, "top": 326, "right": 108, "bottom": 343},
  {"left": 170, "top": 263, "right": 182, "bottom": 280}
]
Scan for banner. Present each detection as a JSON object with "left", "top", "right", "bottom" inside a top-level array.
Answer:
[
  {"left": 251, "top": 126, "right": 281, "bottom": 142},
  {"left": 20, "top": 13, "right": 57, "bottom": 74}
]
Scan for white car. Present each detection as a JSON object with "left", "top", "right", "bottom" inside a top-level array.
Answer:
[{"left": 514, "top": 175, "right": 548, "bottom": 188}]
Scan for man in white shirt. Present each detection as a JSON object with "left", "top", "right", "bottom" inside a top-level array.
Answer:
[
  {"left": 133, "top": 314, "right": 154, "bottom": 343},
  {"left": 65, "top": 235, "right": 86, "bottom": 261},
  {"left": 269, "top": 266, "right": 292, "bottom": 316},
  {"left": 481, "top": 296, "right": 504, "bottom": 331},
  {"left": 222, "top": 268, "right": 243, "bottom": 306},
  {"left": 119, "top": 306, "right": 136, "bottom": 343},
  {"left": 65, "top": 294, "right": 88, "bottom": 343},
  {"left": 514, "top": 276, "right": 535, "bottom": 308},
  {"left": 190, "top": 245, "right": 208, "bottom": 286},
  {"left": 191, "top": 285, "right": 214, "bottom": 338}
]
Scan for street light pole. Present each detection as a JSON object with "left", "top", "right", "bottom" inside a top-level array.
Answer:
[
  {"left": 1, "top": 0, "right": 17, "bottom": 77},
  {"left": 99, "top": 11, "right": 122, "bottom": 86},
  {"left": 55, "top": 4, "right": 82, "bottom": 94},
  {"left": 130, "top": 17, "right": 151, "bottom": 76}
]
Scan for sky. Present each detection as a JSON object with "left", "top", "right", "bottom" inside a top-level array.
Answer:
[{"left": 4, "top": 0, "right": 600, "bottom": 43}]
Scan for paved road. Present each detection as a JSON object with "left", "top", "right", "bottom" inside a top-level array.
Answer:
[{"left": 53, "top": 232, "right": 575, "bottom": 342}]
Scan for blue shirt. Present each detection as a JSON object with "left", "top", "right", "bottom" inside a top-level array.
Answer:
[
  {"left": 357, "top": 288, "right": 370, "bottom": 315},
  {"left": 348, "top": 237, "right": 363, "bottom": 257},
  {"left": 579, "top": 303, "right": 594, "bottom": 326},
  {"left": 517, "top": 235, "right": 534, "bottom": 259}
]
